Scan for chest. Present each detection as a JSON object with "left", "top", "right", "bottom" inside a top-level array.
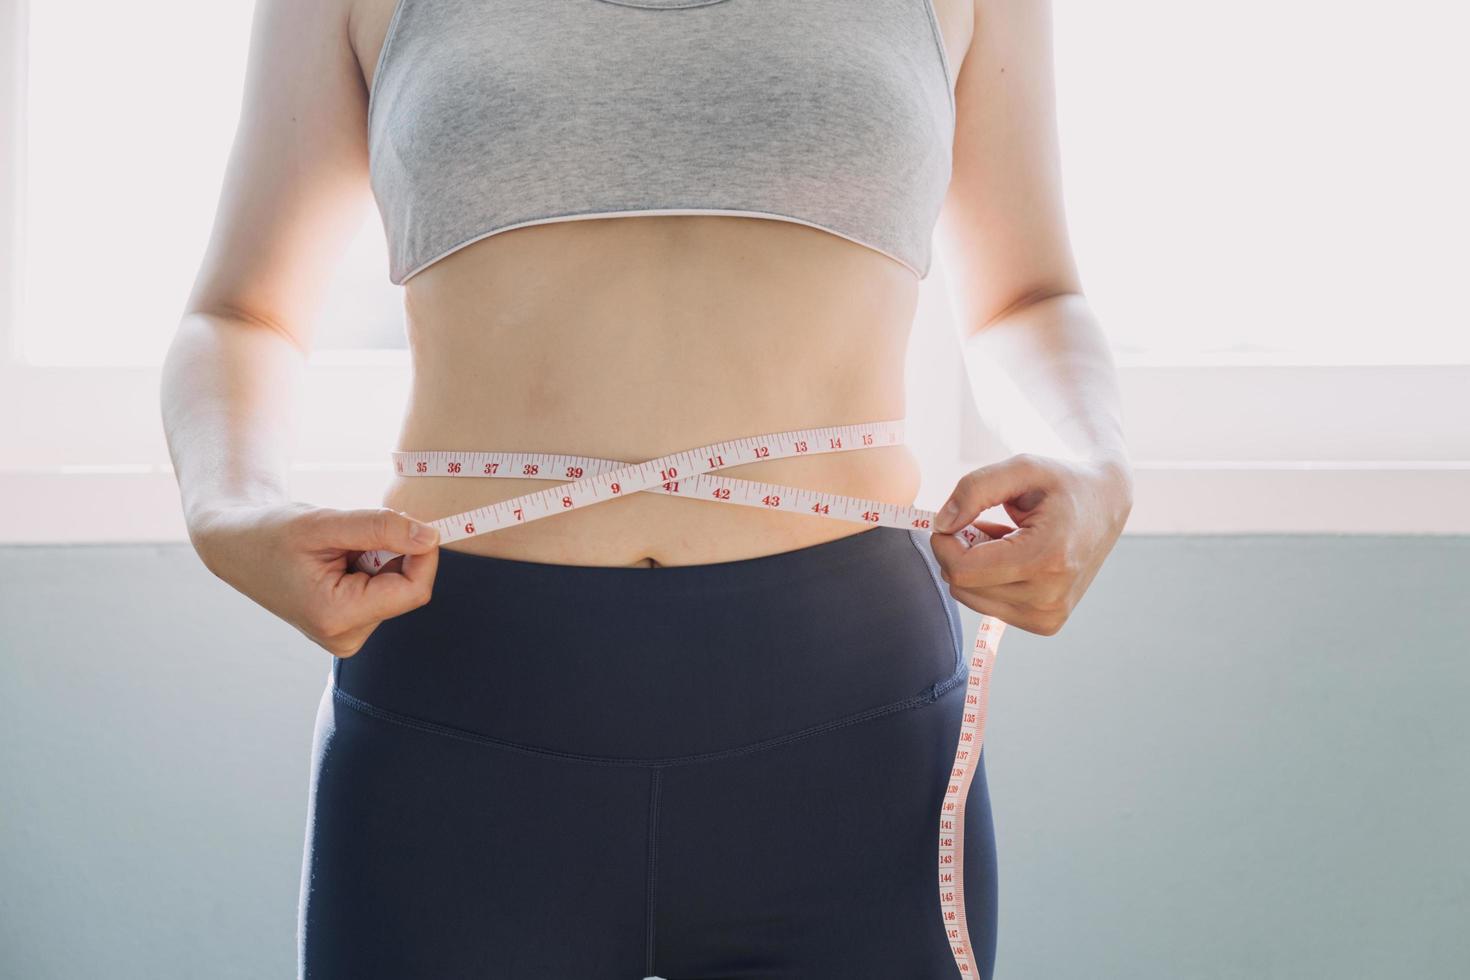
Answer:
[{"left": 369, "top": 0, "right": 953, "bottom": 163}]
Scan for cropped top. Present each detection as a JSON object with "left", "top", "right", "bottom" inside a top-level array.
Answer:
[{"left": 366, "top": 0, "right": 957, "bottom": 284}]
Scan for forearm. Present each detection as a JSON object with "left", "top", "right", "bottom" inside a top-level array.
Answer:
[
  {"left": 159, "top": 309, "right": 306, "bottom": 541},
  {"left": 961, "top": 292, "right": 1131, "bottom": 474}
]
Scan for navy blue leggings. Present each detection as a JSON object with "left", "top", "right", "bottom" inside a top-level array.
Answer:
[{"left": 297, "top": 525, "right": 997, "bottom": 979}]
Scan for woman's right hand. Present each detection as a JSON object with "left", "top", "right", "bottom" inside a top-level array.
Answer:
[{"left": 191, "top": 502, "right": 442, "bottom": 658}]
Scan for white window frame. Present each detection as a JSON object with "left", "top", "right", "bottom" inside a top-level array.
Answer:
[{"left": 2, "top": 3, "right": 1466, "bottom": 543}]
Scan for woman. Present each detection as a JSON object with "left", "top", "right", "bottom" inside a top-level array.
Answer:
[{"left": 160, "top": 0, "right": 1132, "bottom": 976}]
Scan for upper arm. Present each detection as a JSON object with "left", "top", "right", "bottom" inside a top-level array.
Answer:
[
  {"left": 933, "top": 0, "right": 1083, "bottom": 338},
  {"left": 182, "top": 0, "right": 373, "bottom": 352}
]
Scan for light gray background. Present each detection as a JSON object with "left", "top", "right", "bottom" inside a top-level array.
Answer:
[{"left": 2, "top": 536, "right": 1467, "bottom": 979}]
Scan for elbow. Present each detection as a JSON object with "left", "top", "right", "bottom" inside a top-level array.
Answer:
[
  {"left": 967, "top": 284, "right": 1088, "bottom": 340},
  {"left": 194, "top": 301, "right": 312, "bottom": 357}
]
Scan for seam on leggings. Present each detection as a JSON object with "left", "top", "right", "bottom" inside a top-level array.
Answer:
[
  {"left": 331, "top": 657, "right": 965, "bottom": 769},
  {"left": 644, "top": 768, "right": 662, "bottom": 976},
  {"left": 907, "top": 527, "right": 966, "bottom": 686}
]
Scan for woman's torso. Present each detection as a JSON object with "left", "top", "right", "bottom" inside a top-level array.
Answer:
[{"left": 348, "top": 0, "right": 973, "bottom": 567}]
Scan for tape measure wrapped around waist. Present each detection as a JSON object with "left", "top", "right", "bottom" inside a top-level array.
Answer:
[{"left": 359, "top": 418, "right": 1005, "bottom": 977}]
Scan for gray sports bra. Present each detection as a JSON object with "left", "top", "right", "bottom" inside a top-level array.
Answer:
[{"left": 367, "top": 0, "right": 956, "bottom": 284}]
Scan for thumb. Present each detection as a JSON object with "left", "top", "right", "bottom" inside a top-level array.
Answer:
[
  {"left": 933, "top": 455, "right": 1048, "bottom": 534},
  {"left": 327, "top": 508, "right": 441, "bottom": 556}
]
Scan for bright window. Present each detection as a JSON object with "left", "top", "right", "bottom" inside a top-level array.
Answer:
[
  {"left": 16, "top": 0, "right": 401, "bottom": 365},
  {"left": 14, "top": 0, "right": 1469, "bottom": 364},
  {"left": 1053, "top": 0, "right": 1470, "bottom": 363}
]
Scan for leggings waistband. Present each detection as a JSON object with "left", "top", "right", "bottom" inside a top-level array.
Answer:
[{"left": 334, "top": 525, "right": 966, "bottom": 763}]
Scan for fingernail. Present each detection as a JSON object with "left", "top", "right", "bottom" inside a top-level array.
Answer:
[
  {"left": 410, "top": 522, "right": 438, "bottom": 545},
  {"left": 938, "top": 500, "right": 959, "bottom": 530}
]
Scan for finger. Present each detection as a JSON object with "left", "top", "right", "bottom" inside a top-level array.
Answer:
[
  {"left": 947, "top": 582, "right": 1071, "bottom": 636},
  {"left": 397, "top": 544, "right": 439, "bottom": 594},
  {"left": 931, "top": 524, "right": 1038, "bottom": 590},
  {"left": 942, "top": 583, "right": 1026, "bottom": 629},
  {"left": 315, "top": 507, "right": 441, "bottom": 556},
  {"left": 983, "top": 578, "right": 1068, "bottom": 612},
  {"left": 933, "top": 454, "right": 1053, "bottom": 535},
  {"left": 933, "top": 516, "right": 1017, "bottom": 550},
  {"left": 342, "top": 545, "right": 440, "bottom": 624}
]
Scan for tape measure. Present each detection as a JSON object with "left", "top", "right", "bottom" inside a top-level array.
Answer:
[{"left": 356, "top": 418, "right": 1006, "bottom": 977}]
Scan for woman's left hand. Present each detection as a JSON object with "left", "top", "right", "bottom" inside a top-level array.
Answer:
[{"left": 929, "top": 453, "right": 1134, "bottom": 636}]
